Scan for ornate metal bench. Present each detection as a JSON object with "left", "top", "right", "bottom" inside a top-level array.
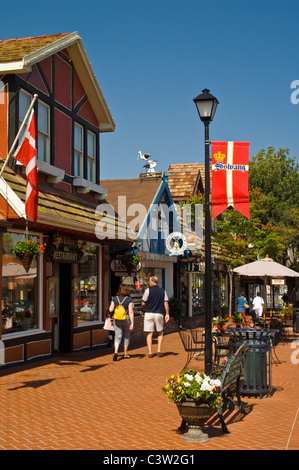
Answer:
[
  {"left": 177, "top": 342, "right": 248, "bottom": 435},
  {"left": 211, "top": 343, "right": 249, "bottom": 433}
]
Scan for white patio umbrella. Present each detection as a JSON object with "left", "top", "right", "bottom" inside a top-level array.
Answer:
[
  {"left": 233, "top": 257, "right": 299, "bottom": 278},
  {"left": 233, "top": 257, "right": 299, "bottom": 312}
]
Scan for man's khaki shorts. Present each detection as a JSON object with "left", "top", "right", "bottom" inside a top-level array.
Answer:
[{"left": 143, "top": 312, "right": 164, "bottom": 332}]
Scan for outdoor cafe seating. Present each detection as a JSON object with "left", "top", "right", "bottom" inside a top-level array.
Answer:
[{"left": 178, "top": 320, "right": 284, "bottom": 397}]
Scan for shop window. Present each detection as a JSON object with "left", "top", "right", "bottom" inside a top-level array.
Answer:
[
  {"left": 76, "top": 243, "right": 99, "bottom": 324},
  {"left": 2, "top": 232, "right": 40, "bottom": 335}
]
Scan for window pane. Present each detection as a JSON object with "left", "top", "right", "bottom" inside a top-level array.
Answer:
[
  {"left": 74, "top": 123, "right": 82, "bottom": 150},
  {"left": 74, "top": 150, "right": 84, "bottom": 177},
  {"left": 77, "top": 244, "right": 98, "bottom": 324},
  {"left": 2, "top": 232, "right": 39, "bottom": 334},
  {"left": 87, "top": 158, "right": 96, "bottom": 182},
  {"left": 38, "top": 101, "right": 49, "bottom": 134},
  {"left": 87, "top": 131, "right": 95, "bottom": 157},
  {"left": 38, "top": 133, "right": 47, "bottom": 162},
  {"left": 19, "top": 90, "right": 31, "bottom": 121}
]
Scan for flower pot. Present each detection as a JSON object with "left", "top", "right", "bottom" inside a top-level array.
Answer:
[
  {"left": 17, "top": 252, "right": 34, "bottom": 273},
  {"left": 176, "top": 400, "right": 215, "bottom": 442}
]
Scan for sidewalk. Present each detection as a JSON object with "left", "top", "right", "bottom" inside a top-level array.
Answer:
[{"left": 0, "top": 327, "right": 298, "bottom": 451}]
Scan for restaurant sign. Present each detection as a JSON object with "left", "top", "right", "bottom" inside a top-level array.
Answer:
[{"left": 46, "top": 233, "right": 83, "bottom": 263}]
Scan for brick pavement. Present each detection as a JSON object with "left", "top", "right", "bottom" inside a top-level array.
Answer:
[{"left": 0, "top": 327, "right": 298, "bottom": 451}]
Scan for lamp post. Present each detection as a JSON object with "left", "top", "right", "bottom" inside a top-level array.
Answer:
[{"left": 193, "top": 88, "right": 219, "bottom": 375}]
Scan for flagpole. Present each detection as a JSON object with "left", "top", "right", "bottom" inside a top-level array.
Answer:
[{"left": 0, "top": 93, "right": 38, "bottom": 178}]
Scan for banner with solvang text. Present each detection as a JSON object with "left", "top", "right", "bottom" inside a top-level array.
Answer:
[{"left": 211, "top": 141, "right": 250, "bottom": 219}]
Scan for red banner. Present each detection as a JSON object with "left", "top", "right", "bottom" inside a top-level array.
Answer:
[{"left": 211, "top": 141, "right": 250, "bottom": 219}]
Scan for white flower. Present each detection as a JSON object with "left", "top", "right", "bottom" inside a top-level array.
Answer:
[
  {"left": 211, "top": 378, "right": 221, "bottom": 388},
  {"left": 184, "top": 374, "right": 193, "bottom": 381},
  {"left": 200, "top": 378, "right": 214, "bottom": 392},
  {"left": 183, "top": 381, "right": 191, "bottom": 387},
  {"left": 195, "top": 374, "right": 203, "bottom": 384}
]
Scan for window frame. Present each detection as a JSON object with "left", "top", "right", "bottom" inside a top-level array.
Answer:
[
  {"left": 19, "top": 90, "right": 51, "bottom": 164},
  {"left": 73, "top": 122, "right": 98, "bottom": 183}
]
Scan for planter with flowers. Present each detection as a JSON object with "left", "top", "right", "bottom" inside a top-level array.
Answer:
[
  {"left": 212, "top": 315, "right": 230, "bottom": 332},
  {"left": 11, "top": 238, "right": 46, "bottom": 272},
  {"left": 162, "top": 369, "right": 222, "bottom": 442},
  {"left": 230, "top": 312, "right": 251, "bottom": 327},
  {"left": 120, "top": 253, "right": 142, "bottom": 275}
]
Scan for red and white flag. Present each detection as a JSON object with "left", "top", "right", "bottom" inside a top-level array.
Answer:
[
  {"left": 14, "top": 109, "right": 38, "bottom": 221},
  {"left": 211, "top": 141, "right": 250, "bottom": 219}
]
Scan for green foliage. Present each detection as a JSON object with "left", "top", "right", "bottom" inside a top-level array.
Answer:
[
  {"left": 249, "top": 147, "right": 299, "bottom": 226},
  {"left": 11, "top": 238, "right": 46, "bottom": 256},
  {"left": 168, "top": 297, "right": 183, "bottom": 321},
  {"left": 120, "top": 253, "right": 141, "bottom": 265}
]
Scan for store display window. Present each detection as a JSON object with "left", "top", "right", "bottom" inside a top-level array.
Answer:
[{"left": 2, "top": 232, "right": 41, "bottom": 334}]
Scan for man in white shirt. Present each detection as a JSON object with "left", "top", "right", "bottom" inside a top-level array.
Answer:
[{"left": 252, "top": 292, "right": 264, "bottom": 320}]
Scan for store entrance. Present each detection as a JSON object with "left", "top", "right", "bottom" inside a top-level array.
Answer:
[{"left": 58, "top": 263, "right": 73, "bottom": 353}]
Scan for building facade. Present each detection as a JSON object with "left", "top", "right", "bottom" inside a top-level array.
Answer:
[{"left": 0, "top": 33, "right": 132, "bottom": 368}]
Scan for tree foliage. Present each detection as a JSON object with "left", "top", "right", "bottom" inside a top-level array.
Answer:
[{"left": 214, "top": 147, "right": 299, "bottom": 268}]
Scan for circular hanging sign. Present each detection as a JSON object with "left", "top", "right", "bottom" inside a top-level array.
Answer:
[{"left": 166, "top": 232, "right": 188, "bottom": 255}]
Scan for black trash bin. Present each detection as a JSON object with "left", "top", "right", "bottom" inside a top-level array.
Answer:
[
  {"left": 294, "top": 311, "right": 299, "bottom": 334},
  {"left": 227, "top": 328, "right": 276, "bottom": 398}
]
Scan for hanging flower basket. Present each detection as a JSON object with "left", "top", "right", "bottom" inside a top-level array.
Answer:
[
  {"left": 120, "top": 253, "right": 142, "bottom": 275},
  {"left": 11, "top": 238, "right": 46, "bottom": 272}
]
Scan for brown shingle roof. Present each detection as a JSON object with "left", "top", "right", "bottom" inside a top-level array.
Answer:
[
  {"left": 101, "top": 177, "right": 162, "bottom": 232},
  {"left": 0, "top": 163, "right": 132, "bottom": 241},
  {"left": 0, "top": 33, "right": 71, "bottom": 63},
  {"left": 166, "top": 163, "right": 204, "bottom": 201}
]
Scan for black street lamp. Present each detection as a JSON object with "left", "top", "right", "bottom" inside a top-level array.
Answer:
[{"left": 193, "top": 88, "right": 219, "bottom": 375}]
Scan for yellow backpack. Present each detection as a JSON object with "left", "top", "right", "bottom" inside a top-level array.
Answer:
[{"left": 114, "top": 296, "right": 127, "bottom": 320}]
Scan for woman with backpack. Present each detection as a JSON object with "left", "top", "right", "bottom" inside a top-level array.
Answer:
[{"left": 108, "top": 284, "right": 134, "bottom": 361}]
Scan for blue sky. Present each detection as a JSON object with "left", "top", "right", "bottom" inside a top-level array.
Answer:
[{"left": 1, "top": 0, "right": 299, "bottom": 179}]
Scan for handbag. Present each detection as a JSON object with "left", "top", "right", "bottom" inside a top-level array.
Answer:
[
  {"left": 244, "top": 303, "right": 249, "bottom": 309},
  {"left": 104, "top": 317, "right": 114, "bottom": 331}
]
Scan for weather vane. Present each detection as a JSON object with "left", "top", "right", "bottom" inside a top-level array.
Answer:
[{"left": 137, "top": 151, "right": 158, "bottom": 176}]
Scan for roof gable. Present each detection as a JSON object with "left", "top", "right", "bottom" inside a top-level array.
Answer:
[
  {"left": 0, "top": 32, "right": 115, "bottom": 132},
  {"left": 101, "top": 176, "right": 175, "bottom": 235}
]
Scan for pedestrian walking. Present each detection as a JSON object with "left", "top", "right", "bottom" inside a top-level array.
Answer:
[
  {"left": 141, "top": 276, "right": 169, "bottom": 358},
  {"left": 109, "top": 284, "right": 134, "bottom": 361},
  {"left": 252, "top": 291, "right": 264, "bottom": 322},
  {"left": 237, "top": 292, "right": 249, "bottom": 313}
]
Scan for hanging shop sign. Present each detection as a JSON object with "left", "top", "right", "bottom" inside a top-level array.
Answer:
[
  {"left": 166, "top": 232, "right": 187, "bottom": 256},
  {"left": 186, "top": 262, "right": 201, "bottom": 272},
  {"left": 46, "top": 233, "right": 83, "bottom": 263},
  {"left": 271, "top": 279, "right": 285, "bottom": 285},
  {"left": 110, "top": 258, "right": 140, "bottom": 276}
]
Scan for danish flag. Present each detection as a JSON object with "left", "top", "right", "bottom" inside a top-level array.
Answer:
[
  {"left": 14, "top": 109, "right": 38, "bottom": 221},
  {"left": 211, "top": 141, "right": 250, "bottom": 219}
]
